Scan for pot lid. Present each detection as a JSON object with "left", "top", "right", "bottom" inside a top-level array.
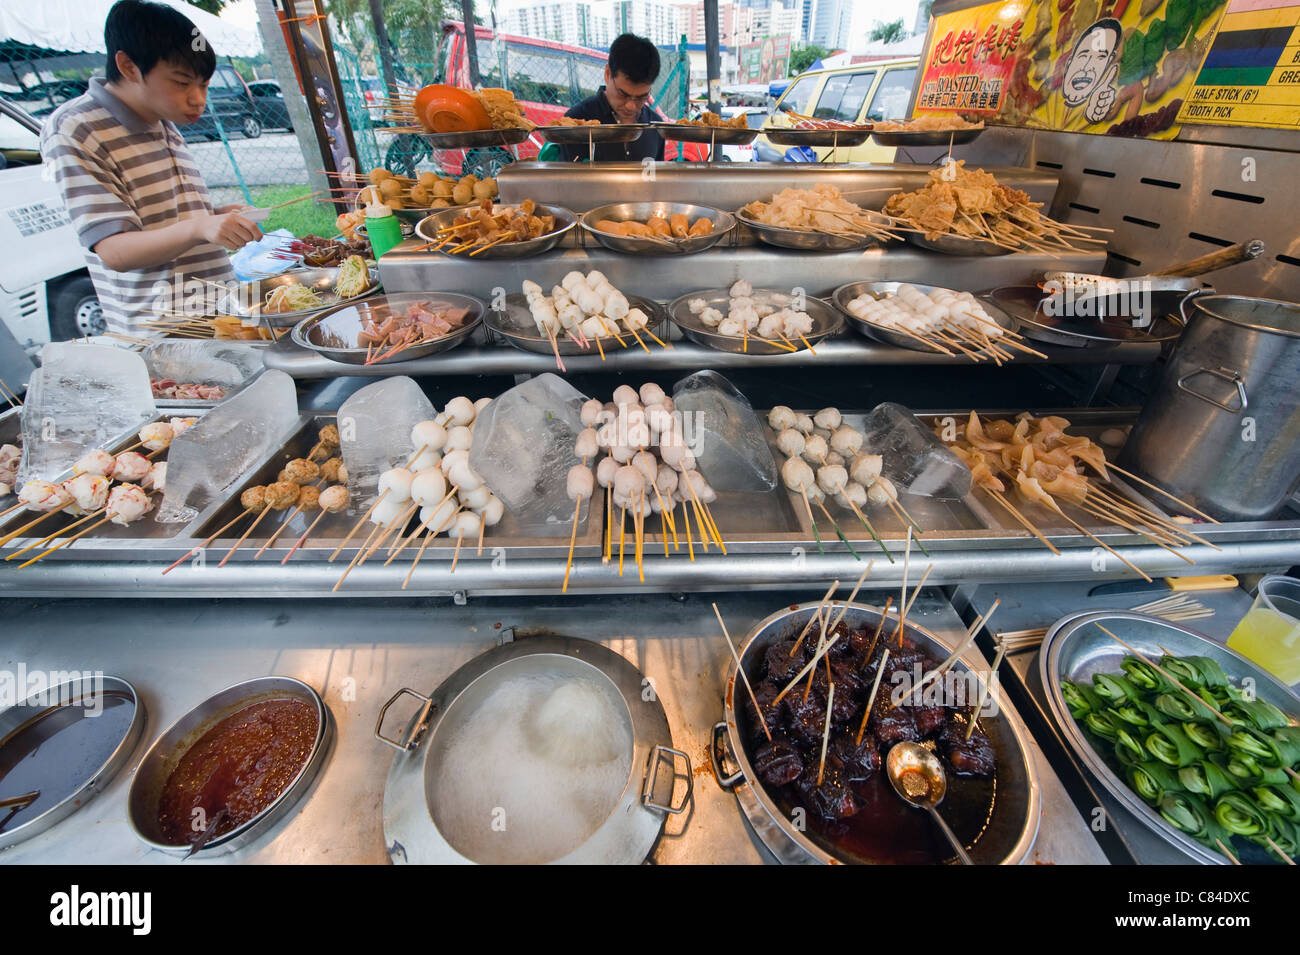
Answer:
[
  {"left": 380, "top": 635, "right": 690, "bottom": 865},
  {"left": 0, "top": 675, "right": 145, "bottom": 849}
]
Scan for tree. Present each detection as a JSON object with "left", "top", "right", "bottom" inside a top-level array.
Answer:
[
  {"left": 869, "top": 18, "right": 906, "bottom": 44},
  {"left": 189, "top": 0, "right": 228, "bottom": 12},
  {"left": 789, "top": 44, "right": 833, "bottom": 75}
]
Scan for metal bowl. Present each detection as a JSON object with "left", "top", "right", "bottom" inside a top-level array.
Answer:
[
  {"left": 871, "top": 127, "right": 984, "bottom": 147},
  {"left": 413, "top": 202, "right": 577, "bottom": 259},
  {"left": 667, "top": 288, "right": 843, "bottom": 355},
  {"left": 378, "top": 635, "right": 689, "bottom": 864},
  {"left": 904, "top": 230, "right": 1013, "bottom": 257},
  {"left": 291, "top": 292, "right": 484, "bottom": 365},
  {"left": 535, "top": 123, "right": 647, "bottom": 144},
  {"left": 421, "top": 127, "right": 530, "bottom": 149},
  {"left": 0, "top": 675, "right": 145, "bottom": 850},
  {"left": 580, "top": 201, "right": 735, "bottom": 256},
  {"left": 715, "top": 602, "right": 1041, "bottom": 865},
  {"left": 127, "top": 676, "right": 332, "bottom": 857},
  {"left": 652, "top": 122, "right": 759, "bottom": 146},
  {"left": 488, "top": 292, "right": 665, "bottom": 356},
  {"left": 833, "top": 280, "right": 1019, "bottom": 353},
  {"left": 763, "top": 126, "right": 873, "bottom": 148},
  {"left": 219, "top": 266, "right": 381, "bottom": 327},
  {"left": 1041, "top": 610, "right": 1300, "bottom": 865},
  {"left": 737, "top": 207, "right": 892, "bottom": 252}
]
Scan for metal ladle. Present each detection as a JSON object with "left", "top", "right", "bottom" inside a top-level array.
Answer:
[{"left": 885, "top": 742, "right": 972, "bottom": 865}]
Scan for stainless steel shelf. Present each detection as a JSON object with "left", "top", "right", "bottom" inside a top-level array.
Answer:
[{"left": 262, "top": 328, "right": 1160, "bottom": 379}]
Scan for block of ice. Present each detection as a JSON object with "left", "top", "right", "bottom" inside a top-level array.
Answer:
[
  {"left": 469, "top": 373, "right": 587, "bottom": 527},
  {"left": 18, "top": 342, "right": 155, "bottom": 485},
  {"left": 338, "top": 376, "right": 435, "bottom": 501},
  {"left": 859, "top": 402, "right": 971, "bottom": 499},
  {"left": 141, "top": 340, "right": 265, "bottom": 390},
  {"left": 157, "top": 369, "right": 300, "bottom": 522},
  {"left": 671, "top": 370, "right": 776, "bottom": 492}
]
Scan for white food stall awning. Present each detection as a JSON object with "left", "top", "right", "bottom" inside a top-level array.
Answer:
[{"left": 0, "top": 0, "right": 262, "bottom": 58}]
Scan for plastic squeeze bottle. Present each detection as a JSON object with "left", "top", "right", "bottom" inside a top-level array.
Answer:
[{"left": 364, "top": 201, "right": 404, "bottom": 260}]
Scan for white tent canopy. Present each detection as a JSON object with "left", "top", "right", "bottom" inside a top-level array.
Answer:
[{"left": 0, "top": 0, "right": 262, "bottom": 58}]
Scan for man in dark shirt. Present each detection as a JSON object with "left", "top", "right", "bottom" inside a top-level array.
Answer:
[{"left": 561, "top": 33, "right": 665, "bottom": 162}]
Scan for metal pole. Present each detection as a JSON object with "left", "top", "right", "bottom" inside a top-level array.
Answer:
[
  {"left": 704, "top": 0, "right": 721, "bottom": 114},
  {"left": 461, "top": 0, "right": 481, "bottom": 87}
]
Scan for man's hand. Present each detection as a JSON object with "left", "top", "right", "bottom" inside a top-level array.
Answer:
[
  {"left": 195, "top": 211, "right": 261, "bottom": 250},
  {"left": 214, "top": 203, "right": 245, "bottom": 215},
  {"left": 1085, "top": 64, "right": 1119, "bottom": 124}
]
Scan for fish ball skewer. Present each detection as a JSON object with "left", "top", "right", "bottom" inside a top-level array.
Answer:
[
  {"left": 444, "top": 426, "right": 473, "bottom": 452},
  {"left": 814, "top": 408, "right": 842, "bottom": 431},
  {"left": 580, "top": 398, "right": 604, "bottom": 428},
  {"left": 410, "top": 420, "right": 447, "bottom": 454},
  {"left": 802, "top": 434, "right": 829, "bottom": 464},
  {"left": 411, "top": 468, "right": 448, "bottom": 507},
  {"left": 850, "top": 452, "right": 883, "bottom": 487},
  {"left": 776, "top": 428, "right": 805, "bottom": 457},
  {"left": 442, "top": 396, "right": 476, "bottom": 427},
  {"left": 574, "top": 428, "right": 599, "bottom": 461},
  {"left": 378, "top": 467, "right": 413, "bottom": 502},
  {"left": 110, "top": 451, "right": 152, "bottom": 483},
  {"left": 829, "top": 426, "right": 863, "bottom": 457},
  {"left": 767, "top": 406, "right": 796, "bottom": 431}
]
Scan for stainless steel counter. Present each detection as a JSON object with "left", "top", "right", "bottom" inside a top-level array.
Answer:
[{"left": 0, "top": 590, "right": 1107, "bottom": 865}]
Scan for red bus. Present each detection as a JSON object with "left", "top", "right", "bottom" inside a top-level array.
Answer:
[{"left": 412, "top": 21, "right": 700, "bottom": 175}]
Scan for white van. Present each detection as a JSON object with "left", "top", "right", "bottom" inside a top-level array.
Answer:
[{"left": 0, "top": 97, "right": 103, "bottom": 351}]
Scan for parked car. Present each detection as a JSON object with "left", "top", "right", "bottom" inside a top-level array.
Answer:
[
  {"left": 248, "top": 79, "right": 293, "bottom": 132},
  {"left": 4, "top": 80, "right": 88, "bottom": 118},
  {"left": 179, "top": 64, "right": 262, "bottom": 142},
  {"left": 0, "top": 98, "right": 103, "bottom": 346},
  {"left": 718, "top": 106, "right": 768, "bottom": 162},
  {"left": 755, "top": 58, "right": 920, "bottom": 163}
]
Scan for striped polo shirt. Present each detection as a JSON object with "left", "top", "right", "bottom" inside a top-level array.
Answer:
[{"left": 40, "top": 77, "right": 236, "bottom": 335}]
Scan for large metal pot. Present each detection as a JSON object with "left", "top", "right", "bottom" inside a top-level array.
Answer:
[
  {"left": 712, "top": 602, "right": 1041, "bottom": 865},
  {"left": 1120, "top": 295, "right": 1300, "bottom": 521}
]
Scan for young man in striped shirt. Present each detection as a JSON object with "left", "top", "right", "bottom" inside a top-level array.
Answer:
[{"left": 40, "top": 0, "right": 261, "bottom": 337}]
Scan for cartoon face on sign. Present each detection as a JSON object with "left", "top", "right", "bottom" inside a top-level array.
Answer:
[{"left": 1062, "top": 18, "right": 1123, "bottom": 122}]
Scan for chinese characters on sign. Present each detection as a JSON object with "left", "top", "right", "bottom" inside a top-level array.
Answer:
[{"left": 918, "top": 7, "right": 1024, "bottom": 113}]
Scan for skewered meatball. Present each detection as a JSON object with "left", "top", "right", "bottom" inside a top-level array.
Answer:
[
  {"left": 111, "top": 451, "right": 151, "bottom": 483},
  {"left": 411, "top": 420, "right": 447, "bottom": 454},
  {"left": 813, "top": 408, "right": 842, "bottom": 431},
  {"left": 867, "top": 476, "right": 898, "bottom": 505},
  {"left": 266, "top": 481, "right": 301, "bottom": 510},
  {"left": 817, "top": 464, "right": 848, "bottom": 495},
  {"left": 612, "top": 385, "right": 639, "bottom": 407},
  {"left": 660, "top": 444, "right": 695, "bottom": 472},
  {"left": 776, "top": 428, "right": 805, "bottom": 457},
  {"left": 795, "top": 414, "right": 815, "bottom": 434},
  {"left": 298, "top": 486, "right": 321, "bottom": 510},
  {"left": 442, "top": 396, "right": 476, "bottom": 427},
  {"left": 574, "top": 429, "right": 599, "bottom": 461},
  {"left": 240, "top": 486, "right": 268, "bottom": 511},
  {"left": 316, "top": 424, "right": 340, "bottom": 448},
  {"left": 320, "top": 457, "right": 345, "bottom": 483},
  {"left": 802, "top": 434, "right": 829, "bottom": 464},
  {"left": 567, "top": 465, "right": 594, "bottom": 501},
  {"left": 284, "top": 458, "right": 320, "bottom": 484},
  {"left": 461, "top": 485, "right": 493, "bottom": 510},
  {"left": 319, "top": 485, "right": 350, "bottom": 512},
  {"left": 595, "top": 456, "right": 619, "bottom": 489},
  {"left": 139, "top": 422, "right": 174, "bottom": 452},
  {"left": 450, "top": 511, "right": 482, "bottom": 540},
  {"left": 850, "top": 453, "right": 882, "bottom": 487},
  {"left": 829, "top": 426, "right": 863, "bottom": 457},
  {"left": 105, "top": 484, "right": 153, "bottom": 525},
  {"left": 445, "top": 425, "right": 473, "bottom": 452},
  {"left": 639, "top": 382, "right": 666, "bottom": 407},
  {"left": 370, "top": 495, "right": 407, "bottom": 526},
  {"left": 74, "top": 449, "right": 116, "bottom": 477},
  {"left": 782, "top": 457, "right": 814, "bottom": 491},
  {"left": 580, "top": 398, "right": 605, "bottom": 428}
]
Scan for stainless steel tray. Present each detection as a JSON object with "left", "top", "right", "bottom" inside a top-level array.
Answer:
[
  {"left": 422, "top": 127, "right": 530, "bottom": 149},
  {"left": 833, "top": 281, "right": 1018, "bottom": 354},
  {"left": 653, "top": 122, "right": 758, "bottom": 145},
  {"left": 291, "top": 292, "right": 484, "bottom": 365},
  {"left": 220, "top": 266, "right": 381, "bottom": 328},
  {"left": 580, "top": 201, "right": 735, "bottom": 255},
  {"left": 413, "top": 202, "right": 576, "bottom": 259},
  {"left": 535, "top": 123, "right": 647, "bottom": 144},
  {"left": 1040, "top": 609, "right": 1300, "bottom": 865},
  {"left": 904, "top": 231, "right": 1012, "bottom": 257},
  {"left": 738, "top": 208, "right": 889, "bottom": 252},
  {"left": 486, "top": 292, "right": 666, "bottom": 357},
  {"left": 871, "top": 127, "right": 984, "bottom": 147},
  {"left": 667, "top": 289, "right": 843, "bottom": 355},
  {"left": 764, "top": 126, "right": 873, "bottom": 148},
  {"left": 718, "top": 601, "right": 1041, "bottom": 864}
]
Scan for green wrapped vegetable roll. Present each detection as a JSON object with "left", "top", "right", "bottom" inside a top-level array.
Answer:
[
  {"left": 1093, "top": 672, "right": 1142, "bottom": 706},
  {"left": 1255, "top": 815, "right": 1299, "bottom": 857},
  {"left": 1159, "top": 792, "right": 1220, "bottom": 843},
  {"left": 1226, "top": 726, "right": 1300, "bottom": 768},
  {"left": 1128, "top": 761, "right": 1184, "bottom": 806},
  {"left": 1114, "top": 699, "right": 1165, "bottom": 728},
  {"left": 1214, "top": 791, "right": 1269, "bottom": 837},
  {"left": 1084, "top": 709, "right": 1121, "bottom": 741},
  {"left": 1154, "top": 691, "right": 1216, "bottom": 722},
  {"left": 1115, "top": 727, "right": 1150, "bottom": 765},
  {"left": 1061, "top": 680, "right": 1098, "bottom": 718},
  {"left": 1145, "top": 722, "right": 1202, "bottom": 767},
  {"left": 1222, "top": 698, "right": 1288, "bottom": 731},
  {"left": 1159, "top": 655, "right": 1229, "bottom": 689},
  {"left": 1182, "top": 720, "right": 1227, "bottom": 752},
  {"left": 1122, "top": 655, "right": 1174, "bottom": 694},
  {"left": 1224, "top": 754, "right": 1288, "bottom": 787},
  {"left": 1253, "top": 783, "right": 1300, "bottom": 821},
  {"left": 1179, "top": 759, "right": 1238, "bottom": 800}
]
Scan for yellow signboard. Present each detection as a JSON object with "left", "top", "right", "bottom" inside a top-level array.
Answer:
[{"left": 1177, "top": 0, "right": 1300, "bottom": 128}]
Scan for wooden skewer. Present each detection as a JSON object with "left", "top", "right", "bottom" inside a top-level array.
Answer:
[
  {"left": 282, "top": 508, "right": 331, "bottom": 564},
  {"left": 254, "top": 499, "right": 310, "bottom": 559},
  {"left": 774, "top": 631, "right": 844, "bottom": 705},
  {"left": 1100, "top": 462, "right": 1221, "bottom": 524},
  {"left": 680, "top": 496, "right": 695, "bottom": 562},
  {"left": 815, "top": 496, "right": 861, "bottom": 560},
  {"left": 163, "top": 508, "right": 252, "bottom": 574},
  {"left": 218, "top": 506, "right": 271, "bottom": 567},
  {"left": 360, "top": 501, "right": 417, "bottom": 566},
  {"left": 636, "top": 486, "right": 645, "bottom": 584},
  {"left": 17, "top": 514, "right": 110, "bottom": 567},
  {"left": 1215, "top": 839, "right": 1240, "bottom": 865},
  {"left": 965, "top": 645, "right": 1006, "bottom": 740},
  {"left": 7, "top": 508, "right": 103, "bottom": 560},
  {"left": 329, "top": 489, "right": 389, "bottom": 562},
  {"left": 562, "top": 494, "right": 583, "bottom": 593},
  {"left": 333, "top": 522, "right": 382, "bottom": 592},
  {"left": 816, "top": 683, "right": 836, "bottom": 787},
  {"left": 908, "top": 599, "right": 1001, "bottom": 703},
  {"left": 713, "top": 602, "right": 772, "bottom": 743},
  {"left": 0, "top": 508, "right": 64, "bottom": 548},
  {"left": 1092, "top": 623, "right": 1232, "bottom": 726},
  {"left": 402, "top": 527, "right": 437, "bottom": 590},
  {"left": 895, "top": 562, "right": 935, "bottom": 643},
  {"left": 984, "top": 487, "right": 1060, "bottom": 554},
  {"left": 450, "top": 531, "right": 466, "bottom": 573},
  {"left": 603, "top": 484, "right": 612, "bottom": 564},
  {"left": 895, "top": 528, "right": 912, "bottom": 641},
  {"left": 790, "top": 581, "right": 842, "bottom": 657},
  {"left": 618, "top": 503, "right": 626, "bottom": 576},
  {"left": 855, "top": 648, "right": 890, "bottom": 746},
  {"left": 798, "top": 485, "right": 824, "bottom": 555},
  {"left": 0, "top": 501, "right": 29, "bottom": 521}
]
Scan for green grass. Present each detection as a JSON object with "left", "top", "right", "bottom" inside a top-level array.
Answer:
[{"left": 248, "top": 184, "right": 340, "bottom": 238}]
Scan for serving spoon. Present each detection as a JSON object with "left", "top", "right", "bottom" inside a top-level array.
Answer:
[{"left": 885, "top": 742, "right": 973, "bottom": 865}]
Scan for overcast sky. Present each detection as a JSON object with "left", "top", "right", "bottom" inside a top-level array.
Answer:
[{"left": 222, "top": 0, "right": 927, "bottom": 50}]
